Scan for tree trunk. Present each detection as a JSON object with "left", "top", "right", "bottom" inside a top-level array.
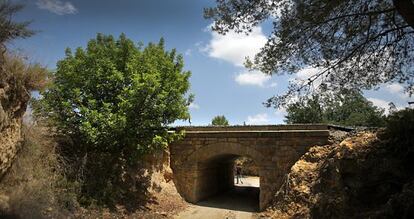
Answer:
[{"left": 393, "top": 0, "right": 414, "bottom": 29}]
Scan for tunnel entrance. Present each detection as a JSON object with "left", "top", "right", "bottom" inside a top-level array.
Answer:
[{"left": 194, "top": 155, "right": 260, "bottom": 212}]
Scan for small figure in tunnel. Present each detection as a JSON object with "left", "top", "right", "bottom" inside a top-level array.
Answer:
[{"left": 235, "top": 165, "right": 243, "bottom": 184}]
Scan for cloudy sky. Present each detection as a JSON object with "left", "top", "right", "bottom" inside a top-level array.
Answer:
[{"left": 11, "top": 0, "right": 413, "bottom": 125}]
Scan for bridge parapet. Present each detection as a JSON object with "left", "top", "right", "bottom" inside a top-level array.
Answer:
[{"left": 173, "top": 124, "right": 328, "bottom": 132}]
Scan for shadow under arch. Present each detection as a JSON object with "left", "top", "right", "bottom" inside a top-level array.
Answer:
[
  {"left": 172, "top": 142, "right": 265, "bottom": 212},
  {"left": 185, "top": 141, "right": 266, "bottom": 166}
]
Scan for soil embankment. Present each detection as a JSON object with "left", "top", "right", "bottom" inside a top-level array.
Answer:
[{"left": 262, "top": 132, "right": 414, "bottom": 218}]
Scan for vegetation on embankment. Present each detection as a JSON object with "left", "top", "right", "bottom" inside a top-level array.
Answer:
[
  {"left": 0, "top": 37, "right": 189, "bottom": 219},
  {"left": 263, "top": 108, "right": 414, "bottom": 219},
  {"left": 1, "top": 2, "right": 188, "bottom": 217},
  {"left": 0, "top": 124, "right": 78, "bottom": 218},
  {"left": 0, "top": 0, "right": 49, "bottom": 178},
  {"left": 0, "top": 123, "right": 186, "bottom": 218},
  {"left": 31, "top": 33, "right": 192, "bottom": 208}
]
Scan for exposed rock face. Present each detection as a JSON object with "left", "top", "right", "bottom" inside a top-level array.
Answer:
[
  {"left": 0, "top": 122, "right": 23, "bottom": 177},
  {"left": 263, "top": 132, "right": 414, "bottom": 219},
  {"left": 0, "top": 71, "right": 30, "bottom": 177}
]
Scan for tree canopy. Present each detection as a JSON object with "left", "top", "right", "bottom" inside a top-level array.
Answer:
[
  {"left": 285, "top": 89, "right": 386, "bottom": 127},
  {"left": 35, "top": 34, "right": 192, "bottom": 158},
  {"left": 205, "top": 0, "right": 414, "bottom": 107},
  {"left": 33, "top": 34, "right": 192, "bottom": 204},
  {"left": 211, "top": 115, "right": 229, "bottom": 126}
]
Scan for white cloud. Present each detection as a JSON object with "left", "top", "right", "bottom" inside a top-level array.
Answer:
[
  {"left": 384, "top": 83, "right": 411, "bottom": 100},
  {"left": 204, "top": 25, "right": 267, "bottom": 67},
  {"left": 235, "top": 70, "right": 271, "bottom": 87},
  {"left": 295, "top": 67, "right": 320, "bottom": 80},
  {"left": 37, "top": 0, "right": 77, "bottom": 15},
  {"left": 269, "top": 82, "right": 278, "bottom": 88},
  {"left": 189, "top": 103, "right": 200, "bottom": 110},
  {"left": 368, "top": 97, "right": 409, "bottom": 114},
  {"left": 246, "top": 113, "right": 270, "bottom": 125},
  {"left": 274, "top": 108, "right": 287, "bottom": 116},
  {"left": 368, "top": 97, "right": 390, "bottom": 113},
  {"left": 385, "top": 83, "right": 404, "bottom": 94},
  {"left": 290, "top": 66, "right": 324, "bottom": 86}
]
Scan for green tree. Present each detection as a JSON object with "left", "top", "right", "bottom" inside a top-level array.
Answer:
[
  {"left": 285, "top": 89, "right": 386, "bottom": 127},
  {"left": 284, "top": 95, "right": 324, "bottom": 124},
  {"left": 211, "top": 115, "right": 229, "bottom": 126},
  {"left": 34, "top": 34, "right": 192, "bottom": 205},
  {"left": 205, "top": 0, "right": 414, "bottom": 107}
]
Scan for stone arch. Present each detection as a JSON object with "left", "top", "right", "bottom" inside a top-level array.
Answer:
[
  {"left": 185, "top": 141, "right": 266, "bottom": 166},
  {"left": 172, "top": 141, "right": 267, "bottom": 210}
]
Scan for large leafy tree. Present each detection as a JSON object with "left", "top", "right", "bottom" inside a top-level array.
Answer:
[
  {"left": 37, "top": 34, "right": 191, "bottom": 157},
  {"left": 205, "top": 0, "right": 414, "bottom": 107},
  {"left": 34, "top": 34, "right": 192, "bottom": 205},
  {"left": 285, "top": 89, "right": 386, "bottom": 126},
  {"left": 211, "top": 115, "right": 230, "bottom": 126}
]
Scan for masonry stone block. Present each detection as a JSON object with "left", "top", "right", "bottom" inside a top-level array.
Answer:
[{"left": 170, "top": 125, "right": 329, "bottom": 210}]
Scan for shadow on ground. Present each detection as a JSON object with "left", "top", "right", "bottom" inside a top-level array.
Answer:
[{"left": 195, "top": 183, "right": 260, "bottom": 213}]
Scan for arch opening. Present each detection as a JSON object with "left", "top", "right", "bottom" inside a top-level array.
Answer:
[{"left": 194, "top": 154, "right": 260, "bottom": 212}]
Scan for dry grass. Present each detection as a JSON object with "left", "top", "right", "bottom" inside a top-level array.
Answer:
[
  {"left": 0, "top": 124, "right": 79, "bottom": 218},
  {"left": 1, "top": 53, "right": 49, "bottom": 92}
]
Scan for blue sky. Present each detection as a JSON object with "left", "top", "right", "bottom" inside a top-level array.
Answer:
[{"left": 11, "top": 0, "right": 414, "bottom": 125}]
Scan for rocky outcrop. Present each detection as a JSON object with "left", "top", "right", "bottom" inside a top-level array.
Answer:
[
  {"left": 0, "top": 65, "right": 31, "bottom": 178},
  {"left": 0, "top": 121, "right": 24, "bottom": 178},
  {"left": 263, "top": 132, "right": 414, "bottom": 218}
]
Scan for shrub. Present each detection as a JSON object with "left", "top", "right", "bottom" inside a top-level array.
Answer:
[
  {"left": 379, "top": 108, "right": 414, "bottom": 166},
  {"left": 2, "top": 54, "right": 49, "bottom": 91}
]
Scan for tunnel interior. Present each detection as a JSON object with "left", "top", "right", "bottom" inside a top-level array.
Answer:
[{"left": 194, "top": 154, "right": 260, "bottom": 212}]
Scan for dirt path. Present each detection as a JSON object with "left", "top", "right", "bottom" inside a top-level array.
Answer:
[{"left": 174, "top": 176, "right": 260, "bottom": 219}]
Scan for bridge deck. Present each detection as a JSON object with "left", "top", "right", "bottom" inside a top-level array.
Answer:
[
  {"left": 172, "top": 124, "right": 330, "bottom": 138},
  {"left": 173, "top": 124, "right": 328, "bottom": 132},
  {"left": 182, "top": 130, "right": 329, "bottom": 138}
]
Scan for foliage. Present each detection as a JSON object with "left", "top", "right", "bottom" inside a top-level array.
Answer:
[
  {"left": 0, "top": 0, "right": 34, "bottom": 54},
  {"left": 379, "top": 108, "right": 414, "bottom": 160},
  {"left": 285, "top": 89, "right": 386, "bottom": 127},
  {"left": 205, "top": 0, "right": 414, "bottom": 107},
  {"left": 285, "top": 95, "right": 324, "bottom": 124},
  {"left": 211, "top": 115, "right": 229, "bottom": 126},
  {"left": 33, "top": 34, "right": 192, "bottom": 206}
]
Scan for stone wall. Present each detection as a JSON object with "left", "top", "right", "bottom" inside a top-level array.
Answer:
[{"left": 169, "top": 125, "right": 330, "bottom": 210}]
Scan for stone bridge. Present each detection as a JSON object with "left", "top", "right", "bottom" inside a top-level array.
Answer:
[{"left": 169, "top": 124, "right": 330, "bottom": 210}]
